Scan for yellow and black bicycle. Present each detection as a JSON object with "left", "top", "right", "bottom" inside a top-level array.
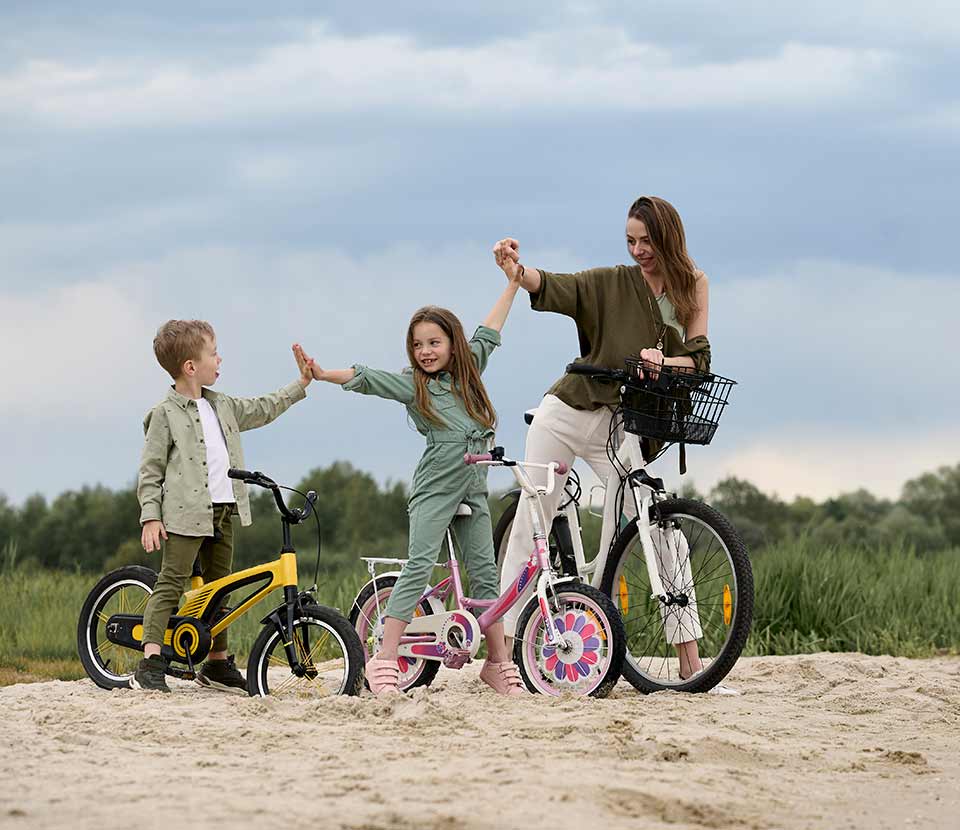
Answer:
[{"left": 77, "top": 469, "right": 364, "bottom": 698}]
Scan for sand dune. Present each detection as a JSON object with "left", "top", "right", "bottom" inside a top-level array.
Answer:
[{"left": 1, "top": 654, "right": 958, "bottom": 829}]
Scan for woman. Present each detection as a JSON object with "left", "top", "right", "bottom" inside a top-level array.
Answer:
[{"left": 493, "top": 195, "right": 711, "bottom": 680}]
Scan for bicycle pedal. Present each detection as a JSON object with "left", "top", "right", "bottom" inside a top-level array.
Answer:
[{"left": 442, "top": 649, "right": 471, "bottom": 669}]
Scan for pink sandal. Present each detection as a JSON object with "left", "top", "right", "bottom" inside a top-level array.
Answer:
[
  {"left": 480, "top": 660, "right": 527, "bottom": 696},
  {"left": 366, "top": 655, "right": 401, "bottom": 696}
]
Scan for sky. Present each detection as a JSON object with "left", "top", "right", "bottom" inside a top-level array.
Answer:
[{"left": 1, "top": 1, "right": 957, "bottom": 506}]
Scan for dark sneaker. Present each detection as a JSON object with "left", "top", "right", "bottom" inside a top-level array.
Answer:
[
  {"left": 130, "top": 655, "right": 171, "bottom": 693},
  {"left": 196, "top": 655, "right": 247, "bottom": 693}
]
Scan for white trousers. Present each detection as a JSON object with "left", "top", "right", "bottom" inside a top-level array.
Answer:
[{"left": 501, "top": 394, "right": 701, "bottom": 645}]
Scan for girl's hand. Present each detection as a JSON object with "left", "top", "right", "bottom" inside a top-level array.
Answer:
[
  {"left": 493, "top": 238, "right": 522, "bottom": 282},
  {"left": 292, "top": 343, "right": 321, "bottom": 385},
  {"left": 638, "top": 348, "right": 664, "bottom": 380}
]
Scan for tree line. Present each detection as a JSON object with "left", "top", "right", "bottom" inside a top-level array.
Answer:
[{"left": 1, "top": 460, "right": 957, "bottom": 575}]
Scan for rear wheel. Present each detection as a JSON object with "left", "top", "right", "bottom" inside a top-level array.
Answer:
[
  {"left": 349, "top": 576, "right": 440, "bottom": 692},
  {"left": 513, "top": 583, "right": 624, "bottom": 697},
  {"left": 246, "top": 604, "right": 364, "bottom": 698},
  {"left": 600, "top": 498, "right": 753, "bottom": 693},
  {"left": 77, "top": 566, "right": 156, "bottom": 690}
]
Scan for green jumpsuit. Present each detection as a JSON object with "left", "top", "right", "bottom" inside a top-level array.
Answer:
[{"left": 343, "top": 326, "right": 502, "bottom": 622}]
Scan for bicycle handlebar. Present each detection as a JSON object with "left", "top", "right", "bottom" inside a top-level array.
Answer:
[
  {"left": 463, "top": 452, "right": 569, "bottom": 477},
  {"left": 227, "top": 468, "right": 315, "bottom": 523},
  {"left": 565, "top": 362, "right": 627, "bottom": 381}
]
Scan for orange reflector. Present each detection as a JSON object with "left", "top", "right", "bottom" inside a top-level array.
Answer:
[
  {"left": 619, "top": 575, "right": 629, "bottom": 615},
  {"left": 723, "top": 584, "right": 732, "bottom": 625}
]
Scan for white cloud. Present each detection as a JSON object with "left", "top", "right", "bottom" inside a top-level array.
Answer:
[
  {"left": 0, "top": 25, "right": 899, "bottom": 129},
  {"left": 676, "top": 425, "right": 960, "bottom": 501},
  {"left": 0, "top": 281, "right": 154, "bottom": 414},
  {"left": 1, "top": 246, "right": 954, "bottom": 504}
]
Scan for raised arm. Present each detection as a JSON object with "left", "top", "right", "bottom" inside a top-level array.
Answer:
[
  {"left": 481, "top": 280, "right": 521, "bottom": 332},
  {"left": 293, "top": 344, "right": 414, "bottom": 403},
  {"left": 294, "top": 344, "right": 357, "bottom": 386}
]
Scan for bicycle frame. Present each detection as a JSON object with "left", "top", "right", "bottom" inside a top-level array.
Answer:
[
  {"left": 542, "top": 431, "right": 674, "bottom": 604},
  {"left": 107, "top": 552, "right": 303, "bottom": 668},
  {"left": 363, "top": 460, "right": 572, "bottom": 663}
]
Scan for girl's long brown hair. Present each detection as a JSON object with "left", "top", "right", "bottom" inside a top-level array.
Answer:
[
  {"left": 628, "top": 196, "right": 700, "bottom": 329},
  {"left": 406, "top": 306, "right": 497, "bottom": 431}
]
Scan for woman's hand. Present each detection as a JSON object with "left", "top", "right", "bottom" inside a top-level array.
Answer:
[
  {"left": 493, "top": 237, "right": 522, "bottom": 282},
  {"left": 638, "top": 348, "right": 664, "bottom": 380}
]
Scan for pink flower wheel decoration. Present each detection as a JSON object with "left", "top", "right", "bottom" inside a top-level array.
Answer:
[{"left": 542, "top": 610, "right": 602, "bottom": 682}]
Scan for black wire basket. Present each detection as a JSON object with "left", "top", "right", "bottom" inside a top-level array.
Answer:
[{"left": 620, "top": 358, "right": 737, "bottom": 445}]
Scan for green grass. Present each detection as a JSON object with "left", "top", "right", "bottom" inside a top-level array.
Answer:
[
  {"left": 745, "top": 541, "right": 960, "bottom": 657},
  {"left": 0, "top": 559, "right": 368, "bottom": 685},
  {"left": 1, "top": 542, "right": 958, "bottom": 685}
]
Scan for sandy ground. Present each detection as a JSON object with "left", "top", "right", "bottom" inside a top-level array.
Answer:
[{"left": 1, "top": 654, "right": 958, "bottom": 830}]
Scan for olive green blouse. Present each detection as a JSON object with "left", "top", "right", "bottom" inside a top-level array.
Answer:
[{"left": 531, "top": 264, "right": 711, "bottom": 411}]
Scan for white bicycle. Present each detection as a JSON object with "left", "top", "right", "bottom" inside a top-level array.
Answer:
[{"left": 493, "top": 359, "right": 753, "bottom": 693}]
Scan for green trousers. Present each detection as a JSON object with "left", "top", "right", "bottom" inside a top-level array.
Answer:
[
  {"left": 141, "top": 504, "right": 235, "bottom": 651},
  {"left": 384, "top": 443, "right": 499, "bottom": 623}
]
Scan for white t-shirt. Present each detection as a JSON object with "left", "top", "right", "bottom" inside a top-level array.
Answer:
[{"left": 197, "top": 397, "right": 235, "bottom": 504}]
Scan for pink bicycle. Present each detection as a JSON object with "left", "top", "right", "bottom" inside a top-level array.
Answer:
[{"left": 349, "top": 449, "right": 625, "bottom": 697}]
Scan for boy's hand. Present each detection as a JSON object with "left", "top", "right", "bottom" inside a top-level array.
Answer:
[
  {"left": 142, "top": 520, "right": 167, "bottom": 553},
  {"left": 292, "top": 343, "right": 317, "bottom": 387}
]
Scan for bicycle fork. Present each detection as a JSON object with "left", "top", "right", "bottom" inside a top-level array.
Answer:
[
  {"left": 525, "top": 496, "right": 567, "bottom": 650},
  {"left": 596, "top": 473, "right": 676, "bottom": 604}
]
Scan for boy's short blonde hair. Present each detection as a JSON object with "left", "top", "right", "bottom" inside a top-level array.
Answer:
[{"left": 153, "top": 320, "right": 215, "bottom": 380}]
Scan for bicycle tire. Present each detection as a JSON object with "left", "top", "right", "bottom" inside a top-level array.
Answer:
[
  {"left": 247, "top": 604, "right": 364, "bottom": 698},
  {"left": 77, "top": 565, "right": 157, "bottom": 690},
  {"left": 349, "top": 576, "right": 440, "bottom": 692},
  {"left": 513, "top": 583, "right": 624, "bottom": 697},
  {"left": 600, "top": 498, "right": 753, "bottom": 693}
]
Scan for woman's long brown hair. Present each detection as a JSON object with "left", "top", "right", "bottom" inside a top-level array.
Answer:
[
  {"left": 628, "top": 196, "right": 700, "bottom": 329},
  {"left": 406, "top": 306, "right": 497, "bottom": 430}
]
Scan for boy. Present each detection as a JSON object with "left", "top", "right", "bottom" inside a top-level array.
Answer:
[{"left": 134, "top": 319, "right": 311, "bottom": 692}]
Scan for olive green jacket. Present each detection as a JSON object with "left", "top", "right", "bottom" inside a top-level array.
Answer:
[
  {"left": 137, "top": 381, "right": 306, "bottom": 536},
  {"left": 532, "top": 264, "right": 711, "bottom": 468}
]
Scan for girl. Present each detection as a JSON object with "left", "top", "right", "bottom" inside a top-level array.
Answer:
[
  {"left": 294, "top": 277, "right": 524, "bottom": 696},
  {"left": 492, "top": 195, "right": 714, "bottom": 683}
]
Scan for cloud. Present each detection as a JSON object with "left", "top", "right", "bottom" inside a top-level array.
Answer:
[
  {"left": 0, "top": 281, "right": 154, "bottom": 415},
  {"left": 0, "top": 243, "right": 954, "bottom": 505},
  {"left": 708, "top": 260, "right": 960, "bottom": 433},
  {"left": 676, "top": 424, "right": 960, "bottom": 501},
  {"left": 0, "top": 26, "right": 899, "bottom": 129}
]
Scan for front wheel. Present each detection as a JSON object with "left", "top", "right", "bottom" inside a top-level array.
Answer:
[
  {"left": 246, "top": 605, "right": 365, "bottom": 698},
  {"left": 513, "top": 583, "right": 625, "bottom": 697},
  {"left": 77, "top": 566, "right": 156, "bottom": 690},
  {"left": 600, "top": 498, "right": 753, "bottom": 693}
]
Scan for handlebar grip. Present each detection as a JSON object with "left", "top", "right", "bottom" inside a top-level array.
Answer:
[
  {"left": 565, "top": 363, "right": 606, "bottom": 376},
  {"left": 552, "top": 461, "right": 569, "bottom": 476},
  {"left": 463, "top": 452, "right": 493, "bottom": 465},
  {"left": 228, "top": 468, "right": 255, "bottom": 480}
]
